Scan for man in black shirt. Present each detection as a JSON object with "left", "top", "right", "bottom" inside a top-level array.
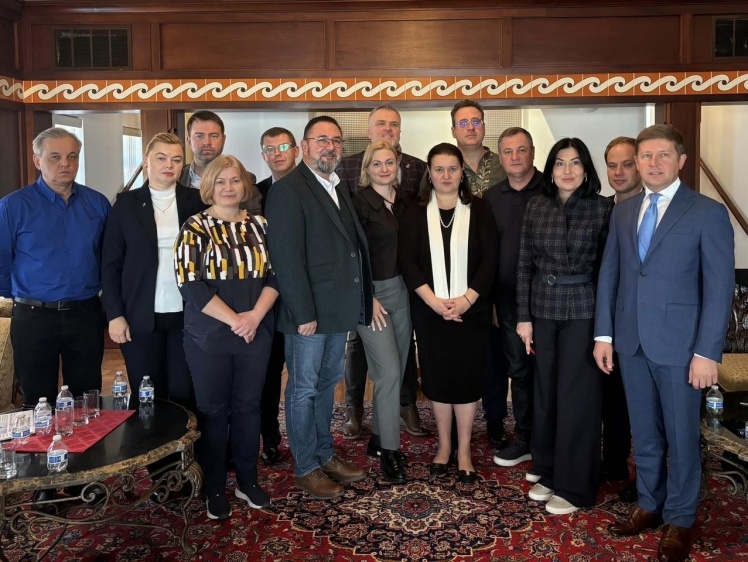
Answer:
[{"left": 484, "top": 127, "right": 544, "bottom": 469}]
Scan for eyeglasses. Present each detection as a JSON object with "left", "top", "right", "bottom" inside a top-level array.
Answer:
[
  {"left": 455, "top": 119, "right": 484, "bottom": 129},
  {"left": 305, "top": 136, "right": 345, "bottom": 147},
  {"left": 261, "top": 143, "right": 294, "bottom": 155}
]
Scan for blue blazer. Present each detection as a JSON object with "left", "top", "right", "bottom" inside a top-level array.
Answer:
[{"left": 595, "top": 183, "right": 734, "bottom": 366}]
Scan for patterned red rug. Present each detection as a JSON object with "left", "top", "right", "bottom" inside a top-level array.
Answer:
[{"left": 5, "top": 403, "right": 747, "bottom": 561}]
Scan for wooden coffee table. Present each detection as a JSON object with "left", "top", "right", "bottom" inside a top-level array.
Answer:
[{"left": 0, "top": 397, "right": 202, "bottom": 561}]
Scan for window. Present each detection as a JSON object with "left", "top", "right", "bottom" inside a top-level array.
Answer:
[
  {"left": 123, "top": 128, "right": 143, "bottom": 189},
  {"left": 715, "top": 17, "right": 748, "bottom": 58}
]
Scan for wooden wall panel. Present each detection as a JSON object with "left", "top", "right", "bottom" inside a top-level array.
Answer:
[
  {"left": 0, "top": 17, "right": 17, "bottom": 76},
  {"left": 159, "top": 22, "right": 326, "bottom": 71},
  {"left": 512, "top": 16, "right": 681, "bottom": 67},
  {"left": 334, "top": 19, "right": 501, "bottom": 70},
  {"left": 0, "top": 108, "right": 21, "bottom": 197}
]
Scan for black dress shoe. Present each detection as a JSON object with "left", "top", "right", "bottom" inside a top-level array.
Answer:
[
  {"left": 260, "top": 445, "right": 281, "bottom": 465},
  {"left": 367, "top": 435, "right": 408, "bottom": 465},
  {"left": 486, "top": 420, "right": 508, "bottom": 450},
  {"left": 429, "top": 462, "right": 449, "bottom": 476},
  {"left": 381, "top": 449, "right": 407, "bottom": 484},
  {"left": 618, "top": 479, "right": 638, "bottom": 503},
  {"left": 457, "top": 469, "right": 478, "bottom": 484},
  {"left": 32, "top": 489, "right": 58, "bottom": 515}
]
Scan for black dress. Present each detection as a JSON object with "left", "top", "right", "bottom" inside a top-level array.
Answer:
[{"left": 398, "top": 198, "right": 498, "bottom": 404}]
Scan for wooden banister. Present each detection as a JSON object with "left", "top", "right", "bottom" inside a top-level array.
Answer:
[{"left": 700, "top": 158, "right": 748, "bottom": 237}]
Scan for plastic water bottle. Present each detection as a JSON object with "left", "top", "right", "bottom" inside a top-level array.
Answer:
[
  {"left": 705, "top": 385, "right": 724, "bottom": 416},
  {"left": 34, "top": 397, "right": 53, "bottom": 435},
  {"left": 56, "top": 385, "right": 74, "bottom": 410},
  {"left": 139, "top": 376, "right": 154, "bottom": 404},
  {"left": 55, "top": 405, "right": 73, "bottom": 437},
  {"left": 47, "top": 435, "right": 68, "bottom": 472},
  {"left": 112, "top": 371, "right": 128, "bottom": 398},
  {"left": 11, "top": 415, "right": 31, "bottom": 446}
]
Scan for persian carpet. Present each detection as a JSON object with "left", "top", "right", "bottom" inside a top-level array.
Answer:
[{"left": 5, "top": 403, "right": 747, "bottom": 561}]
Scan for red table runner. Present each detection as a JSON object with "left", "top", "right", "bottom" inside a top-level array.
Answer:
[{"left": 14, "top": 410, "right": 135, "bottom": 453}]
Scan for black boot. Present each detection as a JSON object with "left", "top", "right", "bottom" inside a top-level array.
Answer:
[
  {"left": 486, "top": 419, "right": 508, "bottom": 450},
  {"left": 369, "top": 434, "right": 408, "bottom": 465},
  {"left": 380, "top": 449, "right": 407, "bottom": 484}
]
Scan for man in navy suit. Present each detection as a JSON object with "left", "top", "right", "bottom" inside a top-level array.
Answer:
[{"left": 594, "top": 124, "right": 734, "bottom": 562}]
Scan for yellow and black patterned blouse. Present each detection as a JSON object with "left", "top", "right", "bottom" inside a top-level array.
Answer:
[{"left": 174, "top": 211, "right": 276, "bottom": 355}]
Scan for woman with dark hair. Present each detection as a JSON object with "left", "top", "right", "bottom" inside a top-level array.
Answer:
[
  {"left": 515, "top": 137, "right": 613, "bottom": 515},
  {"left": 352, "top": 140, "right": 412, "bottom": 484},
  {"left": 399, "top": 142, "right": 498, "bottom": 483},
  {"left": 102, "top": 132, "right": 205, "bottom": 407},
  {"left": 175, "top": 154, "right": 278, "bottom": 520}
]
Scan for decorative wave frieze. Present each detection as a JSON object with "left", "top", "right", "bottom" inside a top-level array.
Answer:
[{"left": 2, "top": 73, "right": 747, "bottom": 105}]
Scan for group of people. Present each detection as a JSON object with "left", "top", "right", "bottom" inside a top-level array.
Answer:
[{"left": 0, "top": 100, "right": 734, "bottom": 562}]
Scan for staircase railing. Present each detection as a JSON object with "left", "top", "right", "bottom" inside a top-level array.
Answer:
[
  {"left": 700, "top": 158, "right": 748, "bottom": 237},
  {"left": 121, "top": 163, "right": 143, "bottom": 192}
]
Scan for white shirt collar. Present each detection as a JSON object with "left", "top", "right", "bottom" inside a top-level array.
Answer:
[{"left": 642, "top": 179, "right": 680, "bottom": 201}]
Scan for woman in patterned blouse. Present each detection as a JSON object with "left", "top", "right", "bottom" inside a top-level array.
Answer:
[
  {"left": 174, "top": 154, "right": 278, "bottom": 521},
  {"left": 515, "top": 138, "right": 613, "bottom": 517}
]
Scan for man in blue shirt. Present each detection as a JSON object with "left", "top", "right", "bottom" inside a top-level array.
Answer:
[{"left": 0, "top": 127, "right": 111, "bottom": 408}]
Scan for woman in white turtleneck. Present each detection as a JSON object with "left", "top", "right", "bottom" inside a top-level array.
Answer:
[{"left": 102, "top": 133, "right": 206, "bottom": 408}]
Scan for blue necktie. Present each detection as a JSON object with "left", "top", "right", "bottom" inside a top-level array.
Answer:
[{"left": 638, "top": 193, "right": 661, "bottom": 261}]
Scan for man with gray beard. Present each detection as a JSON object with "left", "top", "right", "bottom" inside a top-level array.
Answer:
[{"left": 265, "top": 116, "right": 374, "bottom": 499}]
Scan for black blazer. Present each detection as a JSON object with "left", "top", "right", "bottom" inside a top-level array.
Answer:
[
  {"left": 265, "top": 162, "right": 373, "bottom": 334},
  {"left": 257, "top": 176, "right": 272, "bottom": 214},
  {"left": 101, "top": 182, "right": 207, "bottom": 335}
]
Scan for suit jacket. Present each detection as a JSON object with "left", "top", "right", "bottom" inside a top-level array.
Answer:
[
  {"left": 257, "top": 176, "right": 272, "bottom": 214},
  {"left": 595, "top": 182, "right": 734, "bottom": 366},
  {"left": 336, "top": 151, "right": 426, "bottom": 197},
  {"left": 265, "top": 162, "right": 373, "bottom": 334},
  {"left": 101, "top": 183, "right": 207, "bottom": 335},
  {"left": 178, "top": 163, "right": 263, "bottom": 215}
]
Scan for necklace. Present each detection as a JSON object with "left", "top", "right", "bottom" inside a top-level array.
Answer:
[
  {"left": 439, "top": 208, "right": 456, "bottom": 229},
  {"left": 152, "top": 196, "right": 176, "bottom": 214},
  {"left": 209, "top": 206, "right": 243, "bottom": 222}
]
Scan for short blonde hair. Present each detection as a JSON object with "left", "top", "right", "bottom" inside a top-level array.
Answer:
[
  {"left": 359, "top": 141, "right": 398, "bottom": 188},
  {"left": 144, "top": 132, "right": 183, "bottom": 159},
  {"left": 199, "top": 154, "right": 251, "bottom": 205}
]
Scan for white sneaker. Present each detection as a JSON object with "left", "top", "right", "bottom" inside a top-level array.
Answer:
[
  {"left": 525, "top": 472, "right": 541, "bottom": 483},
  {"left": 528, "top": 483, "right": 554, "bottom": 502},
  {"left": 546, "top": 495, "right": 580, "bottom": 515}
]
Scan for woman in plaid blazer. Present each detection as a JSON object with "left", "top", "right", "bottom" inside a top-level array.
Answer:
[{"left": 515, "top": 137, "right": 613, "bottom": 516}]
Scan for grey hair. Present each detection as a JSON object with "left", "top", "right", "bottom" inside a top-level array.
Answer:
[{"left": 32, "top": 127, "right": 82, "bottom": 156}]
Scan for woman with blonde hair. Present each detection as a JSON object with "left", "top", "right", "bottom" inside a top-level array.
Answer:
[
  {"left": 102, "top": 132, "right": 205, "bottom": 408},
  {"left": 175, "top": 154, "right": 279, "bottom": 520},
  {"left": 353, "top": 140, "right": 412, "bottom": 484}
]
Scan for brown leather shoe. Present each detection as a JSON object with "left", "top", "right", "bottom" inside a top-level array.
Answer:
[
  {"left": 608, "top": 506, "right": 663, "bottom": 536},
  {"left": 321, "top": 454, "right": 367, "bottom": 483},
  {"left": 294, "top": 468, "right": 343, "bottom": 499},
  {"left": 658, "top": 524, "right": 692, "bottom": 562},
  {"left": 400, "top": 404, "right": 427, "bottom": 436},
  {"left": 342, "top": 406, "right": 363, "bottom": 440}
]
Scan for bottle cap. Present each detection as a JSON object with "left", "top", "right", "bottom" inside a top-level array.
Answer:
[
  {"left": 711, "top": 384, "right": 719, "bottom": 389},
  {"left": 144, "top": 376, "right": 150, "bottom": 380},
  {"left": 52, "top": 435, "right": 61, "bottom": 442},
  {"left": 61, "top": 385, "right": 69, "bottom": 390},
  {"left": 39, "top": 397, "right": 47, "bottom": 402}
]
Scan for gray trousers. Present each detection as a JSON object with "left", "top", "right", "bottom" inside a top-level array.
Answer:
[{"left": 356, "top": 275, "right": 412, "bottom": 450}]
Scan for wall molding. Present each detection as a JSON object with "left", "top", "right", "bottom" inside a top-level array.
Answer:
[{"left": 2, "top": 72, "right": 748, "bottom": 105}]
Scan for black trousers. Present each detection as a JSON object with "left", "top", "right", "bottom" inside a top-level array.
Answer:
[
  {"left": 11, "top": 298, "right": 104, "bottom": 408},
  {"left": 498, "top": 295, "right": 533, "bottom": 441},
  {"left": 344, "top": 330, "right": 419, "bottom": 408},
  {"left": 185, "top": 340, "right": 268, "bottom": 496},
  {"left": 601, "top": 352, "right": 632, "bottom": 478},
  {"left": 259, "top": 331, "right": 285, "bottom": 448},
  {"left": 120, "top": 312, "right": 193, "bottom": 410},
  {"left": 531, "top": 317, "right": 602, "bottom": 507},
  {"left": 482, "top": 325, "right": 508, "bottom": 423}
]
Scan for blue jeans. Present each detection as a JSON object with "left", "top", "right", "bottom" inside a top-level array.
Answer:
[{"left": 284, "top": 332, "right": 347, "bottom": 477}]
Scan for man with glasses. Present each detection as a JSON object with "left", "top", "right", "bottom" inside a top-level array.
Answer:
[
  {"left": 336, "top": 104, "right": 428, "bottom": 441},
  {"left": 180, "top": 110, "right": 261, "bottom": 213},
  {"left": 266, "top": 116, "right": 373, "bottom": 499},
  {"left": 255, "top": 127, "right": 300, "bottom": 466}
]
